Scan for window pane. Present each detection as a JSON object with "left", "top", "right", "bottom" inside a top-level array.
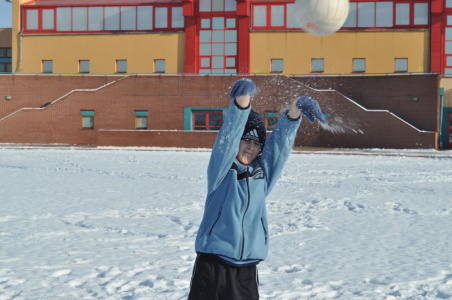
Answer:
[
  {"left": 200, "top": 44, "right": 211, "bottom": 55},
  {"left": 201, "top": 19, "right": 210, "bottom": 28},
  {"left": 254, "top": 6, "right": 266, "bottom": 27},
  {"left": 287, "top": 3, "right": 298, "bottom": 28},
  {"left": 209, "top": 113, "right": 222, "bottom": 127},
  {"left": 43, "top": 61, "right": 53, "bottom": 73},
  {"left": 312, "top": 58, "right": 324, "bottom": 72},
  {"left": 376, "top": 2, "right": 393, "bottom": 27},
  {"left": 136, "top": 117, "right": 147, "bottom": 129},
  {"left": 42, "top": 9, "right": 54, "bottom": 30},
  {"left": 358, "top": 2, "right": 374, "bottom": 27},
  {"left": 226, "top": 57, "right": 235, "bottom": 67},
  {"left": 7, "top": 48, "right": 12, "bottom": 57},
  {"left": 353, "top": 58, "right": 366, "bottom": 72},
  {"left": 212, "top": 56, "right": 224, "bottom": 68},
  {"left": 447, "top": 57, "right": 452, "bottom": 66},
  {"left": 88, "top": 7, "right": 103, "bottom": 31},
  {"left": 105, "top": 6, "right": 120, "bottom": 30},
  {"left": 195, "top": 113, "right": 206, "bottom": 126},
  {"left": 271, "top": 6, "right": 284, "bottom": 27},
  {"left": 212, "top": 44, "right": 224, "bottom": 55},
  {"left": 57, "top": 8, "right": 72, "bottom": 31},
  {"left": 121, "top": 6, "right": 136, "bottom": 30},
  {"left": 447, "top": 0, "right": 452, "bottom": 8},
  {"left": 343, "top": 2, "right": 357, "bottom": 27},
  {"left": 79, "top": 60, "right": 90, "bottom": 73},
  {"left": 225, "top": 30, "right": 236, "bottom": 42},
  {"left": 225, "top": 43, "right": 236, "bottom": 55},
  {"left": 396, "top": 3, "right": 409, "bottom": 25},
  {"left": 212, "top": 17, "right": 224, "bottom": 30},
  {"left": 155, "top": 60, "right": 165, "bottom": 72},
  {"left": 213, "top": 30, "right": 224, "bottom": 42},
  {"left": 82, "top": 116, "right": 94, "bottom": 128},
  {"left": 225, "top": 0, "right": 236, "bottom": 12},
  {"left": 272, "top": 59, "right": 283, "bottom": 72},
  {"left": 155, "top": 7, "right": 168, "bottom": 28},
  {"left": 200, "top": 0, "right": 211, "bottom": 12},
  {"left": 117, "top": 60, "right": 127, "bottom": 73},
  {"left": 414, "top": 3, "right": 428, "bottom": 25},
  {"left": 395, "top": 58, "right": 408, "bottom": 72},
  {"left": 201, "top": 58, "right": 210, "bottom": 67},
  {"left": 26, "top": 10, "right": 38, "bottom": 30},
  {"left": 137, "top": 6, "right": 153, "bottom": 30},
  {"left": 226, "top": 18, "right": 236, "bottom": 28},
  {"left": 172, "top": 7, "right": 184, "bottom": 28},
  {"left": 200, "top": 30, "right": 211, "bottom": 43},
  {"left": 212, "top": 0, "right": 224, "bottom": 12},
  {"left": 446, "top": 28, "right": 452, "bottom": 41},
  {"left": 73, "top": 7, "right": 87, "bottom": 31},
  {"left": 446, "top": 42, "right": 452, "bottom": 54}
]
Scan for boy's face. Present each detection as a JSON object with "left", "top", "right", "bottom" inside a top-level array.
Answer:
[{"left": 238, "top": 139, "right": 261, "bottom": 165}]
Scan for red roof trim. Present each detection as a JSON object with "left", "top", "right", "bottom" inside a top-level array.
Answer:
[{"left": 23, "top": 0, "right": 183, "bottom": 6}]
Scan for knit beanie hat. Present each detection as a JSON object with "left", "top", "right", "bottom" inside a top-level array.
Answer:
[{"left": 241, "top": 110, "right": 266, "bottom": 147}]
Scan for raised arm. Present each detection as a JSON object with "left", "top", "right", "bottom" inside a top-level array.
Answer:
[{"left": 206, "top": 79, "right": 257, "bottom": 194}]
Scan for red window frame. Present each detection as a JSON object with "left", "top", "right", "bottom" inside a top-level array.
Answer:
[
  {"left": 344, "top": 0, "right": 429, "bottom": 30},
  {"left": 192, "top": 110, "right": 223, "bottom": 131},
  {"left": 252, "top": 4, "right": 288, "bottom": 30},
  {"left": 21, "top": 4, "right": 184, "bottom": 34},
  {"left": 23, "top": 7, "right": 56, "bottom": 33}
]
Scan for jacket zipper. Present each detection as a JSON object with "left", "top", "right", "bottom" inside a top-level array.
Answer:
[
  {"left": 240, "top": 166, "right": 251, "bottom": 260},
  {"left": 209, "top": 209, "right": 222, "bottom": 236},
  {"left": 261, "top": 218, "right": 268, "bottom": 244}
]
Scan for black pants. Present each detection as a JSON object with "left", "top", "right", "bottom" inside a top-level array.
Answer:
[{"left": 188, "top": 254, "right": 259, "bottom": 300}]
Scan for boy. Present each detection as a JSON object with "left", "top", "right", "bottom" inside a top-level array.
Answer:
[{"left": 188, "top": 78, "right": 326, "bottom": 300}]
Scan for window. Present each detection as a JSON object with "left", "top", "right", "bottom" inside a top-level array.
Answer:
[
  {"left": 79, "top": 60, "right": 90, "bottom": 73},
  {"left": 343, "top": 1, "right": 429, "bottom": 29},
  {"left": 199, "top": 0, "right": 236, "bottom": 12},
  {"left": 193, "top": 110, "right": 223, "bottom": 130},
  {"left": 253, "top": 6, "right": 267, "bottom": 27},
  {"left": 116, "top": 60, "right": 127, "bottom": 73},
  {"left": 154, "top": 59, "right": 166, "bottom": 73},
  {"left": 271, "top": 59, "right": 283, "bottom": 73},
  {"left": 155, "top": 7, "right": 168, "bottom": 28},
  {"left": 42, "top": 60, "right": 53, "bottom": 73},
  {"left": 311, "top": 58, "right": 324, "bottom": 73},
  {"left": 81, "top": 111, "right": 94, "bottom": 129},
  {"left": 135, "top": 111, "right": 148, "bottom": 129},
  {"left": 353, "top": 58, "right": 366, "bottom": 72},
  {"left": 395, "top": 58, "right": 408, "bottom": 72},
  {"left": 23, "top": 5, "right": 184, "bottom": 33},
  {"left": 265, "top": 112, "right": 279, "bottom": 131},
  {"left": 172, "top": 7, "right": 184, "bottom": 28}
]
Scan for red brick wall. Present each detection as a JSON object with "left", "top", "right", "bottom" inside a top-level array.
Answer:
[
  {"left": 293, "top": 74, "right": 439, "bottom": 132},
  {"left": 0, "top": 74, "right": 439, "bottom": 149}
]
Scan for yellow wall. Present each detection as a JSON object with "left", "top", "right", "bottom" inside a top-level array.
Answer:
[
  {"left": 11, "top": 0, "right": 184, "bottom": 74},
  {"left": 18, "top": 33, "right": 185, "bottom": 74},
  {"left": 250, "top": 31, "right": 429, "bottom": 75},
  {"left": 440, "top": 78, "right": 452, "bottom": 107}
]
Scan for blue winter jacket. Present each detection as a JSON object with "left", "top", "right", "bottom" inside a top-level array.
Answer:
[{"left": 195, "top": 100, "right": 302, "bottom": 262}]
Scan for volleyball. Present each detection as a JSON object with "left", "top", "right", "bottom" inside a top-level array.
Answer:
[{"left": 294, "top": 0, "right": 350, "bottom": 36}]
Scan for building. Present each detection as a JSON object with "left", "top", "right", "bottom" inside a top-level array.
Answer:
[
  {"left": 0, "top": 28, "right": 12, "bottom": 73},
  {"left": 2, "top": 0, "right": 451, "bottom": 148}
]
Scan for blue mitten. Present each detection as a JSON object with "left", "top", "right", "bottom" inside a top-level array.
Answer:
[
  {"left": 296, "top": 96, "right": 327, "bottom": 124},
  {"left": 229, "top": 78, "right": 257, "bottom": 99}
]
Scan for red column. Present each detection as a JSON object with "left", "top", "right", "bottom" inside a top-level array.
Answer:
[
  {"left": 183, "top": 0, "right": 197, "bottom": 74},
  {"left": 236, "top": 0, "right": 251, "bottom": 74},
  {"left": 430, "top": 0, "right": 444, "bottom": 73}
]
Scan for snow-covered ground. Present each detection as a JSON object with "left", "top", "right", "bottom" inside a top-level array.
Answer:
[{"left": 0, "top": 146, "right": 451, "bottom": 300}]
